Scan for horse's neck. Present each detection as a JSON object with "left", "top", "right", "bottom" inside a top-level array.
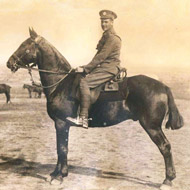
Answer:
[{"left": 37, "top": 38, "right": 72, "bottom": 97}]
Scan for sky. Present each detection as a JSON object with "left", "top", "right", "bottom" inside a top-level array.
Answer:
[{"left": 0, "top": 0, "right": 190, "bottom": 74}]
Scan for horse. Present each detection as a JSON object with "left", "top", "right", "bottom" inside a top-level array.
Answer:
[
  {"left": 7, "top": 28, "right": 184, "bottom": 190},
  {"left": 0, "top": 84, "right": 11, "bottom": 103},
  {"left": 23, "top": 84, "right": 43, "bottom": 98}
]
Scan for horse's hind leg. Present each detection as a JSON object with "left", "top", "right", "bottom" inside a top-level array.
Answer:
[{"left": 142, "top": 125, "right": 175, "bottom": 189}]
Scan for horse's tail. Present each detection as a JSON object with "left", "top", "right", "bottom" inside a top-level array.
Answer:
[{"left": 165, "top": 86, "right": 184, "bottom": 130}]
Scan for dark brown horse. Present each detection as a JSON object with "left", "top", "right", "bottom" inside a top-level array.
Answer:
[
  {"left": 23, "top": 84, "right": 43, "bottom": 98},
  {"left": 0, "top": 84, "right": 11, "bottom": 103},
  {"left": 7, "top": 29, "right": 183, "bottom": 189}
]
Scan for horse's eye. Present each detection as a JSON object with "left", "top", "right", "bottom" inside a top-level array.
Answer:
[{"left": 26, "top": 50, "right": 30, "bottom": 53}]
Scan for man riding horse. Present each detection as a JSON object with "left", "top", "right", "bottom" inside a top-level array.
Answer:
[
  {"left": 7, "top": 19, "right": 184, "bottom": 189},
  {"left": 67, "top": 10, "right": 122, "bottom": 128}
]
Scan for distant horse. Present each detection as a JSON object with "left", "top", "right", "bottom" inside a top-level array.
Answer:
[
  {"left": 23, "top": 84, "right": 43, "bottom": 98},
  {"left": 0, "top": 84, "right": 11, "bottom": 103},
  {"left": 7, "top": 29, "right": 184, "bottom": 190}
]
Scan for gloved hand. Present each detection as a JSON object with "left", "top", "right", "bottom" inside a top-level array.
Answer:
[{"left": 75, "top": 66, "right": 84, "bottom": 73}]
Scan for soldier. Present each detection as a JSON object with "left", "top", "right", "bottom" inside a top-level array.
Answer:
[{"left": 67, "top": 10, "right": 122, "bottom": 128}]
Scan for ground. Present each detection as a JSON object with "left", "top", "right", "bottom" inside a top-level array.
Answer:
[{"left": 0, "top": 86, "right": 190, "bottom": 190}]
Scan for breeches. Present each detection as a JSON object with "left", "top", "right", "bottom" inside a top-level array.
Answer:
[
  {"left": 79, "top": 70, "right": 115, "bottom": 117},
  {"left": 84, "top": 70, "right": 115, "bottom": 89}
]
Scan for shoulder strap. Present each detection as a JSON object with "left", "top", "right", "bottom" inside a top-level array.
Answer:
[{"left": 113, "top": 34, "right": 121, "bottom": 41}]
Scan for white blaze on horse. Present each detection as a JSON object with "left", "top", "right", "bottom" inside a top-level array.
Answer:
[{"left": 7, "top": 28, "right": 183, "bottom": 190}]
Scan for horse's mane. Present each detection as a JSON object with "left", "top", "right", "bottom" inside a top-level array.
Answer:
[
  {"left": 36, "top": 36, "right": 75, "bottom": 98},
  {"left": 39, "top": 36, "right": 72, "bottom": 71}
]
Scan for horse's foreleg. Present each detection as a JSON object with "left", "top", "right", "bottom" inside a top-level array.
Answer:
[
  {"left": 28, "top": 90, "right": 32, "bottom": 98},
  {"left": 5, "top": 91, "right": 11, "bottom": 103},
  {"left": 146, "top": 128, "right": 175, "bottom": 189},
  {"left": 50, "top": 119, "right": 70, "bottom": 182}
]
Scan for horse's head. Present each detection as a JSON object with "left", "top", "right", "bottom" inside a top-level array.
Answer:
[{"left": 7, "top": 28, "right": 40, "bottom": 72}]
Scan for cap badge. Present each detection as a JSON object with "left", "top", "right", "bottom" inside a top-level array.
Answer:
[{"left": 103, "top": 11, "right": 107, "bottom": 15}]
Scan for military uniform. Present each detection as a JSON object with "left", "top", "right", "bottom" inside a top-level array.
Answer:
[
  {"left": 83, "top": 27, "right": 121, "bottom": 88},
  {"left": 67, "top": 10, "right": 121, "bottom": 128}
]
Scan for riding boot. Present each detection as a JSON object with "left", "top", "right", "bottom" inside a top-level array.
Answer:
[
  {"left": 79, "top": 78, "right": 90, "bottom": 116},
  {"left": 66, "top": 78, "right": 90, "bottom": 128}
]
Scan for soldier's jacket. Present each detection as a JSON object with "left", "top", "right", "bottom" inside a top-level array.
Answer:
[{"left": 83, "top": 27, "right": 121, "bottom": 75}]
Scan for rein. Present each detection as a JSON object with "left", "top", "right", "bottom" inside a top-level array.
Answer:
[
  {"left": 18, "top": 65, "right": 72, "bottom": 75},
  {"left": 15, "top": 58, "right": 73, "bottom": 89},
  {"left": 24, "top": 66, "right": 73, "bottom": 89}
]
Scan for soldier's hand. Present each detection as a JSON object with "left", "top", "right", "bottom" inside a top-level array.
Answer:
[{"left": 75, "top": 66, "right": 84, "bottom": 73}]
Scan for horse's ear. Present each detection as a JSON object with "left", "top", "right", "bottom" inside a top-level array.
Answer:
[{"left": 29, "top": 27, "right": 38, "bottom": 40}]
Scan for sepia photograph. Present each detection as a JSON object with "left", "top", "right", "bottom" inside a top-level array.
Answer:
[{"left": 0, "top": 1, "right": 190, "bottom": 190}]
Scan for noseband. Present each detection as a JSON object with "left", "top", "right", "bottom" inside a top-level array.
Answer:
[{"left": 12, "top": 49, "right": 35, "bottom": 68}]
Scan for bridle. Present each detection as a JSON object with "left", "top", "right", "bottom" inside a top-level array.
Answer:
[
  {"left": 12, "top": 36, "right": 73, "bottom": 89},
  {"left": 12, "top": 49, "right": 33, "bottom": 69}
]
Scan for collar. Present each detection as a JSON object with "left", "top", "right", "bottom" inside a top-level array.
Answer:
[{"left": 103, "top": 27, "right": 116, "bottom": 36}]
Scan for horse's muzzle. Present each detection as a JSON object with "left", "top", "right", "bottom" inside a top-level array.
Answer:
[{"left": 7, "top": 60, "right": 19, "bottom": 72}]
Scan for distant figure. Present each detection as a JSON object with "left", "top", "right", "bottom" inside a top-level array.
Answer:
[
  {"left": 0, "top": 84, "right": 11, "bottom": 103},
  {"left": 23, "top": 84, "right": 43, "bottom": 98},
  {"left": 32, "top": 81, "right": 42, "bottom": 88},
  {"left": 67, "top": 10, "right": 122, "bottom": 128}
]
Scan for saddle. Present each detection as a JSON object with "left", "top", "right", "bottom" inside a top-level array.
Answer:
[
  {"left": 104, "top": 68, "right": 127, "bottom": 91},
  {"left": 71, "top": 68, "right": 127, "bottom": 104}
]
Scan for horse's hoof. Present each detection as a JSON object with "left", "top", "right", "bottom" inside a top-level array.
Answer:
[
  {"left": 45, "top": 176, "right": 52, "bottom": 183},
  {"left": 50, "top": 178, "right": 63, "bottom": 185},
  {"left": 160, "top": 184, "right": 172, "bottom": 190},
  {"left": 46, "top": 175, "right": 63, "bottom": 185}
]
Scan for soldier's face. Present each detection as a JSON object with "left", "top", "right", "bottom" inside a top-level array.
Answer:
[{"left": 101, "top": 19, "right": 113, "bottom": 31}]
